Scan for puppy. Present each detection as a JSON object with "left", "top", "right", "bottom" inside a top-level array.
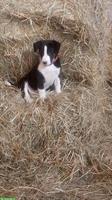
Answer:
[{"left": 6, "top": 40, "right": 62, "bottom": 103}]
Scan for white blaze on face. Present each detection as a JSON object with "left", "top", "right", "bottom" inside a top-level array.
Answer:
[{"left": 42, "top": 45, "right": 51, "bottom": 65}]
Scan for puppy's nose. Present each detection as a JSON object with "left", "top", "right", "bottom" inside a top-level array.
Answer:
[{"left": 43, "top": 61, "right": 47, "bottom": 65}]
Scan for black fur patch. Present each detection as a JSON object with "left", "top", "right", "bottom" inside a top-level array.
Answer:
[{"left": 17, "top": 67, "right": 45, "bottom": 91}]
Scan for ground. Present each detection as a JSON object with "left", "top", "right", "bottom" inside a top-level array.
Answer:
[{"left": 0, "top": 0, "right": 112, "bottom": 200}]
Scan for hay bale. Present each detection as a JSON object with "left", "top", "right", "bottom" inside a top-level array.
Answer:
[{"left": 0, "top": 0, "right": 96, "bottom": 83}]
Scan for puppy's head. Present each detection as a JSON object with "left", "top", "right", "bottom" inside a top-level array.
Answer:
[{"left": 33, "top": 40, "right": 61, "bottom": 66}]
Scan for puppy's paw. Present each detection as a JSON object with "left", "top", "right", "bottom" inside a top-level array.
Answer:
[
  {"left": 25, "top": 96, "right": 33, "bottom": 103},
  {"left": 40, "top": 95, "right": 47, "bottom": 103},
  {"left": 56, "top": 90, "right": 61, "bottom": 94},
  {"left": 56, "top": 88, "right": 61, "bottom": 94},
  {"left": 5, "top": 80, "right": 12, "bottom": 86},
  {"left": 38, "top": 89, "right": 46, "bottom": 102}
]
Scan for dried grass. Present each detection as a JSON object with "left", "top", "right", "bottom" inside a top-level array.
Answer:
[{"left": 0, "top": 0, "right": 112, "bottom": 199}]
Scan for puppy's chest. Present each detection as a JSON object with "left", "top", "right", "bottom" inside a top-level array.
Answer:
[{"left": 40, "top": 65, "right": 60, "bottom": 89}]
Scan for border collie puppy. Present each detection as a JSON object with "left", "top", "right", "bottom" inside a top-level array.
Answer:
[{"left": 6, "top": 40, "right": 61, "bottom": 103}]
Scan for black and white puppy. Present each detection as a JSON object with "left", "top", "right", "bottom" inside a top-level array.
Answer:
[{"left": 6, "top": 40, "right": 61, "bottom": 103}]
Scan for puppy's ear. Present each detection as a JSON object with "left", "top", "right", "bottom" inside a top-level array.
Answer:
[
  {"left": 33, "top": 41, "right": 42, "bottom": 52},
  {"left": 52, "top": 40, "right": 61, "bottom": 54}
]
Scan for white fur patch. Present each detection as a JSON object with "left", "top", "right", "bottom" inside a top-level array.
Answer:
[
  {"left": 38, "top": 63, "right": 60, "bottom": 90},
  {"left": 44, "top": 45, "right": 47, "bottom": 55},
  {"left": 5, "top": 80, "right": 12, "bottom": 86},
  {"left": 54, "top": 77, "right": 61, "bottom": 93},
  {"left": 38, "top": 88, "right": 46, "bottom": 101},
  {"left": 24, "top": 82, "right": 33, "bottom": 103},
  {"left": 42, "top": 45, "right": 51, "bottom": 65}
]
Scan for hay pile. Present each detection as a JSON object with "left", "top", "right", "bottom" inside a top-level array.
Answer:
[{"left": 0, "top": 0, "right": 112, "bottom": 199}]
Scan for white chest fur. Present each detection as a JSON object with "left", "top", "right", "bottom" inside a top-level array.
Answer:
[{"left": 38, "top": 64, "right": 60, "bottom": 89}]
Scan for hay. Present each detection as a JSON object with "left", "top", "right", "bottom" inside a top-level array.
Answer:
[{"left": 0, "top": 0, "right": 112, "bottom": 199}]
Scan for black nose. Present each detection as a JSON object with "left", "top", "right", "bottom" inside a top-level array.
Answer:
[{"left": 43, "top": 61, "right": 47, "bottom": 65}]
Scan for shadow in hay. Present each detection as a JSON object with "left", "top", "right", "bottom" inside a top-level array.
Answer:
[
  {"left": 21, "top": 50, "right": 39, "bottom": 71},
  {"left": 4, "top": 50, "right": 40, "bottom": 82}
]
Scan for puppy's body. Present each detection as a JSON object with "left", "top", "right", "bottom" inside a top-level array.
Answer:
[
  {"left": 18, "top": 58, "right": 61, "bottom": 102},
  {"left": 8, "top": 40, "right": 62, "bottom": 103}
]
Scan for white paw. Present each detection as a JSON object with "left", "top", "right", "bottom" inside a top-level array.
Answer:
[
  {"left": 56, "top": 89, "right": 61, "bottom": 94},
  {"left": 40, "top": 95, "right": 46, "bottom": 102},
  {"left": 5, "top": 80, "right": 12, "bottom": 86},
  {"left": 38, "top": 89, "right": 46, "bottom": 102},
  {"left": 25, "top": 96, "right": 33, "bottom": 103}
]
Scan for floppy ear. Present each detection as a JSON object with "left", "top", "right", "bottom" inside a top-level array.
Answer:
[
  {"left": 52, "top": 40, "right": 61, "bottom": 55},
  {"left": 33, "top": 41, "right": 42, "bottom": 52}
]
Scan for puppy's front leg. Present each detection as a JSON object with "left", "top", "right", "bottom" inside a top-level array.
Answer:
[
  {"left": 54, "top": 77, "right": 61, "bottom": 94},
  {"left": 38, "top": 88, "right": 46, "bottom": 101},
  {"left": 24, "top": 82, "right": 33, "bottom": 103}
]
